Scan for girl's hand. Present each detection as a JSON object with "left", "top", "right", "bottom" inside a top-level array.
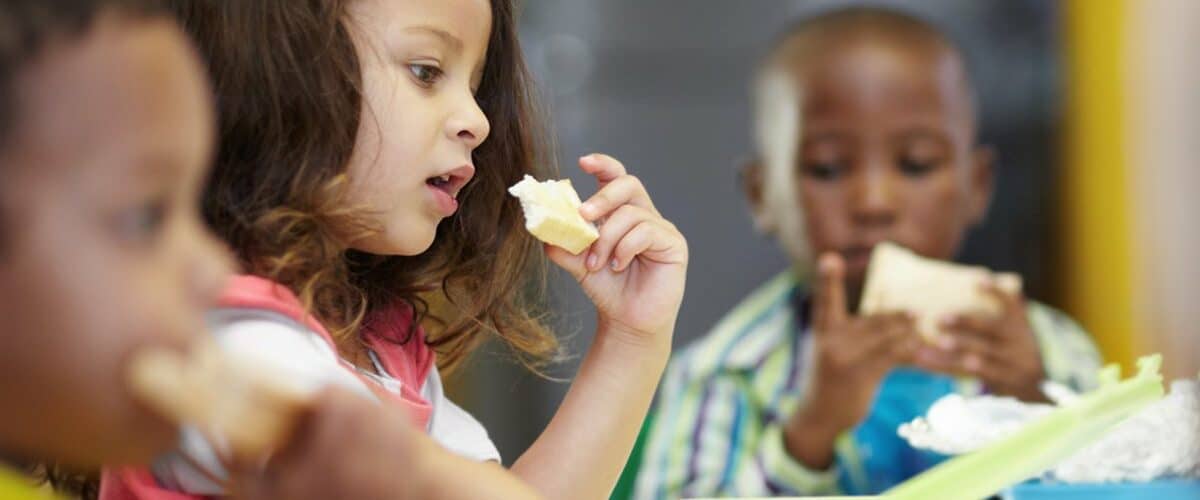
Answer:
[{"left": 544, "top": 154, "right": 688, "bottom": 348}]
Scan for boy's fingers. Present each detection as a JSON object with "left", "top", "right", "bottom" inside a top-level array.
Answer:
[
  {"left": 913, "top": 346, "right": 961, "bottom": 375},
  {"left": 938, "top": 333, "right": 999, "bottom": 364},
  {"left": 813, "top": 253, "right": 848, "bottom": 334},
  {"left": 980, "top": 281, "right": 1024, "bottom": 313},
  {"left": 861, "top": 314, "right": 918, "bottom": 361},
  {"left": 961, "top": 354, "right": 1010, "bottom": 386},
  {"left": 940, "top": 313, "right": 1002, "bottom": 340}
]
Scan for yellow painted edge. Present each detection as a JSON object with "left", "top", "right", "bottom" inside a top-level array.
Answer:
[{"left": 1060, "top": 0, "right": 1140, "bottom": 367}]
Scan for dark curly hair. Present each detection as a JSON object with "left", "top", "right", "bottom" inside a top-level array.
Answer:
[{"left": 167, "top": 0, "right": 560, "bottom": 373}]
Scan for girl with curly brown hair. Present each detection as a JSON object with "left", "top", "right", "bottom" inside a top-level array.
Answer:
[{"left": 103, "top": 1, "right": 688, "bottom": 499}]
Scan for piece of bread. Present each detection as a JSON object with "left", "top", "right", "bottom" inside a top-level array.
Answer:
[
  {"left": 126, "top": 340, "right": 314, "bottom": 458},
  {"left": 508, "top": 175, "right": 599, "bottom": 254},
  {"left": 859, "top": 242, "right": 1022, "bottom": 342}
]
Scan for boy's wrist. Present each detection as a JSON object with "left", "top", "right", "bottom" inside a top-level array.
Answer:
[{"left": 783, "top": 397, "right": 849, "bottom": 470}]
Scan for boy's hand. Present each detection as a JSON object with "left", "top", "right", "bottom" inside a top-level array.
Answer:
[
  {"left": 544, "top": 154, "right": 688, "bottom": 349},
  {"left": 915, "top": 282, "right": 1048, "bottom": 402},
  {"left": 783, "top": 253, "right": 919, "bottom": 469}
]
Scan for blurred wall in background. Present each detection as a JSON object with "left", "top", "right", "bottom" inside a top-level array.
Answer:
[
  {"left": 448, "top": 0, "right": 1069, "bottom": 461},
  {"left": 1059, "top": 0, "right": 1200, "bottom": 376}
]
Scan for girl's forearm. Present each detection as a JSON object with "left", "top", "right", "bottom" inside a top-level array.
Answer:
[{"left": 510, "top": 321, "right": 670, "bottom": 500}]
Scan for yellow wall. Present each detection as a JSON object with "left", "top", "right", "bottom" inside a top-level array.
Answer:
[{"left": 1060, "top": 0, "right": 1140, "bottom": 367}]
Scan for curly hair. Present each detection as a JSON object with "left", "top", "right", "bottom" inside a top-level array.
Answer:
[{"left": 168, "top": 0, "right": 560, "bottom": 373}]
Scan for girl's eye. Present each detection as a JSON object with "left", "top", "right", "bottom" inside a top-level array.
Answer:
[
  {"left": 114, "top": 200, "right": 167, "bottom": 245},
  {"left": 409, "top": 64, "right": 444, "bottom": 87}
]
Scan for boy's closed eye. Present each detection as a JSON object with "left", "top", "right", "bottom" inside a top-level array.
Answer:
[
  {"left": 895, "top": 131, "right": 952, "bottom": 178},
  {"left": 801, "top": 139, "right": 850, "bottom": 181},
  {"left": 802, "top": 160, "right": 848, "bottom": 181},
  {"left": 897, "top": 154, "right": 942, "bottom": 177}
]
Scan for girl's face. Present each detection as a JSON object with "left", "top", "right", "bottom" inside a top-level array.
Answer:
[
  {"left": 344, "top": 0, "right": 493, "bottom": 256},
  {"left": 0, "top": 17, "right": 229, "bottom": 466}
]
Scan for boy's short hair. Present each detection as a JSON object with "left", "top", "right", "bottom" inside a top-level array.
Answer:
[
  {"left": 755, "top": 6, "right": 980, "bottom": 136},
  {"left": 0, "top": 0, "right": 164, "bottom": 151}
]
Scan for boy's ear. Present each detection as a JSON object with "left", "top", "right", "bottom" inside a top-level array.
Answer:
[
  {"left": 967, "top": 145, "right": 996, "bottom": 225},
  {"left": 740, "top": 157, "right": 775, "bottom": 234}
]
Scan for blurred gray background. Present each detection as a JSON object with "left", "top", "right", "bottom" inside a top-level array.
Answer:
[{"left": 448, "top": 0, "right": 1061, "bottom": 461}]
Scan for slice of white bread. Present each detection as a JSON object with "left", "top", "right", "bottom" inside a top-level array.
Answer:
[
  {"left": 508, "top": 175, "right": 600, "bottom": 255},
  {"left": 859, "top": 242, "right": 1022, "bottom": 342},
  {"left": 127, "top": 340, "right": 314, "bottom": 458}
]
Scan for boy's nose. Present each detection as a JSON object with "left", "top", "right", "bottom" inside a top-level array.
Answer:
[{"left": 849, "top": 166, "right": 898, "bottom": 227}]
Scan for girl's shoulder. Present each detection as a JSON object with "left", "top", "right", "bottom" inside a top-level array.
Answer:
[
  {"left": 216, "top": 275, "right": 329, "bottom": 340},
  {"left": 216, "top": 274, "right": 437, "bottom": 402}
]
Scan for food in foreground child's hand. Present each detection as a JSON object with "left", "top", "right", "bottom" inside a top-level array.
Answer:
[
  {"left": 126, "top": 341, "right": 314, "bottom": 458},
  {"left": 860, "top": 242, "right": 1021, "bottom": 342},
  {"left": 508, "top": 174, "right": 600, "bottom": 254}
]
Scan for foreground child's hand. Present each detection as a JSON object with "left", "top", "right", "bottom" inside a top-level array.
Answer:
[
  {"left": 783, "top": 253, "right": 919, "bottom": 469},
  {"left": 227, "top": 388, "right": 422, "bottom": 500},
  {"left": 544, "top": 154, "right": 688, "bottom": 348},
  {"left": 228, "top": 388, "right": 539, "bottom": 500},
  {"left": 915, "top": 282, "right": 1048, "bottom": 402}
]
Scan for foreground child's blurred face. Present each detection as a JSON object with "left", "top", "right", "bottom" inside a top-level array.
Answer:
[
  {"left": 0, "top": 14, "right": 228, "bottom": 466},
  {"left": 787, "top": 34, "right": 991, "bottom": 298},
  {"left": 344, "top": 0, "right": 492, "bottom": 256}
]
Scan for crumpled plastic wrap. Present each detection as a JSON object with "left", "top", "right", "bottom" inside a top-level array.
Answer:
[{"left": 898, "top": 378, "right": 1200, "bottom": 483}]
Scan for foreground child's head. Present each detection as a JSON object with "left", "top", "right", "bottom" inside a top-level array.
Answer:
[
  {"left": 169, "top": 0, "right": 556, "bottom": 368},
  {"left": 0, "top": 0, "right": 228, "bottom": 465},
  {"left": 744, "top": 6, "right": 994, "bottom": 306}
]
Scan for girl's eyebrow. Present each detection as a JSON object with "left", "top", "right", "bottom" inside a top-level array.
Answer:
[{"left": 403, "top": 25, "right": 463, "bottom": 53}]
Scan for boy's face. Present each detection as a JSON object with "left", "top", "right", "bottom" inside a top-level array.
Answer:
[
  {"left": 0, "top": 16, "right": 229, "bottom": 466},
  {"left": 754, "top": 37, "right": 993, "bottom": 303}
]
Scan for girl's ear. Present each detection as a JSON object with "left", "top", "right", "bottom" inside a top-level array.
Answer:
[
  {"left": 966, "top": 145, "right": 995, "bottom": 226},
  {"left": 740, "top": 157, "right": 776, "bottom": 234}
]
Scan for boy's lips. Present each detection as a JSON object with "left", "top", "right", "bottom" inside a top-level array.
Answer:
[
  {"left": 841, "top": 248, "right": 873, "bottom": 273},
  {"left": 840, "top": 243, "right": 883, "bottom": 275}
]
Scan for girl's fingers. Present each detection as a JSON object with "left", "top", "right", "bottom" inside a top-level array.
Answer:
[
  {"left": 610, "top": 219, "right": 685, "bottom": 272},
  {"left": 545, "top": 242, "right": 589, "bottom": 282},
  {"left": 585, "top": 204, "right": 655, "bottom": 272},
  {"left": 578, "top": 153, "right": 628, "bottom": 187},
  {"left": 579, "top": 173, "right": 657, "bottom": 221}
]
